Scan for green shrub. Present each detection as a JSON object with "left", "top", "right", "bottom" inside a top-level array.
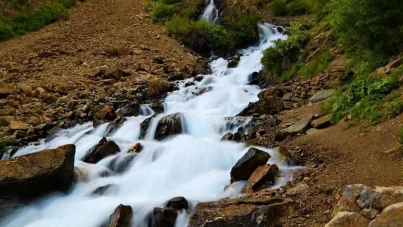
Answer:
[
  {"left": 399, "top": 128, "right": 403, "bottom": 145},
  {"left": 159, "top": 0, "right": 181, "bottom": 4},
  {"left": 261, "top": 23, "right": 310, "bottom": 79},
  {"left": 323, "top": 70, "right": 401, "bottom": 125},
  {"left": 229, "top": 13, "right": 261, "bottom": 48},
  {"left": 0, "top": 22, "right": 15, "bottom": 41},
  {"left": 151, "top": 3, "right": 177, "bottom": 22},
  {"left": 11, "top": 3, "right": 69, "bottom": 35},
  {"left": 56, "top": 0, "right": 77, "bottom": 8},
  {"left": 270, "top": 0, "right": 286, "bottom": 16},
  {"left": 329, "top": 0, "right": 403, "bottom": 57},
  {"left": 166, "top": 17, "right": 233, "bottom": 54},
  {"left": 286, "top": 0, "right": 309, "bottom": 16}
]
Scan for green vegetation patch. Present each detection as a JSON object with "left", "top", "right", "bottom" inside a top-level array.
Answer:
[
  {"left": 0, "top": 0, "right": 83, "bottom": 42},
  {"left": 261, "top": 23, "right": 310, "bottom": 80},
  {"left": 322, "top": 65, "right": 403, "bottom": 125}
]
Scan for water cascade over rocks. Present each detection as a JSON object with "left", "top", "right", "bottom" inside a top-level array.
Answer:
[
  {"left": 200, "top": 0, "right": 219, "bottom": 24},
  {"left": 0, "top": 24, "right": 296, "bottom": 227}
]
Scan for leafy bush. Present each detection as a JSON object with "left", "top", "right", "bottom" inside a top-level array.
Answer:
[
  {"left": 270, "top": 0, "right": 286, "bottom": 16},
  {"left": 228, "top": 13, "right": 261, "bottom": 48},
  {"left": 0, "top": 22, "right": 15, "bottom": 41},
  {"left": 261, "top": 23, "right": 310, "bottom": 79},
  {"left": 10, "top": 3, "right": 69, "bottom": 35},
  {"left": 329, "top": 0, "right": 403, "bottom": 57},
  {"left": 323, "top": 67, "right": 401, "bottom": 125},
  {"left": 159, "top": 0, "right": 181, "bottom": 4},
  {"left": 0, "top": 0, "right": 79, "bottom": 42},
  {"left": 166, "top": 17, "right": 233, "bottom": 54},
  {"left": 151, "top": 3, "right": 178, "bottom": 22},
  {"left": 286, "top": 0, "right": 309, "bottom": 16}
]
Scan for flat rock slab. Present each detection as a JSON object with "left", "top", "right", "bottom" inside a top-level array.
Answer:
[
  {"left": 282, "top": 114, "right": 315, "bottom": 134},
  {"left": 0, "top": 144, "right": 75, "bottom": 199},
  {"left": 189, "top": 197, "right": 296, "bottom": 227},
  {"left": 310, "top": 89, "right": 334, "bottom": 103}
]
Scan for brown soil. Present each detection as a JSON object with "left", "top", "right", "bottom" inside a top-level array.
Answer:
[{"left": 277, "top": 102, "right": 403, "bottom": 226}]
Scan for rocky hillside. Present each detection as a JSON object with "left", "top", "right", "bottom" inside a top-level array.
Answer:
[{"left": 0, "top": 0, "right": 207, "bottom": 153}]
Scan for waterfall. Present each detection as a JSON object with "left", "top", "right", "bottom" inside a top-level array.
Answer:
[
  {"left": 200, "top": 0, "right": 219, "bottom": 24},
  {"left": 0, "top": 24, "right": 295, "bottom": 227}
]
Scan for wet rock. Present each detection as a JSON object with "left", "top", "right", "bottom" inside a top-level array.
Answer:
[
  {"left": 221, "top": 132, "right": 234, "bottom": 141},
  {"left": 151, "top": 207, "right": 178, "bottom": 227},
  {"left": 310, "top": 89, "right": 334, "bottom": 103},
  {"left": 275, "top": 146, "right": 292, "bottom": 164},
  {"left": 230, "top": 147, "right": 271, "bottom": 183},
  {"left": 189, "top": 197, "right": 296, "bottom": 227},
  {"left": 82, "top": 137, "right": 120, "bottom": 164},
  {"left": 154, "top": 113, "right": 183, "bottom": 141},
  {"left": 237, "top": 96, "right": 284, "bottom": 116},
  {"left": 108, "top": 154, "right": 136, "bottom": 173},
  {"left": 369, "top": 202, "right": 403, "bottom": 226},
  {"left": 325, "top": 212, "right": 370, "bottom": 227},
  {"left": 194, "top": 76, "right": 204, "bottom": 81},
  {"left": 128, "top": 143, "right": 143, "bottom": 153},
  {"left": 311, "top": 115, "right": 332, "bottom": 129},
  {"left": 107, "top": 204, "right": 133, "bottom": 227},
  {"left": 91, "top": 184, "right": 118, "bottom": 196},
  {"left": 93, "top": 104, "right": 117, "bottom": 124},
  {"left": 0, "top": 144, "right": 75, "bottom": 198},
  {"left": 140, "top": 115, "right": 156, "bottom": 139},
  {"left": 242, "top": 164, "right": 279, "bottom": 193},
  {"left": 166, "top": 196, "right": 189, "bottom": 210},
  {"left": 106, "top": 116, "right": 126, "bottom": 136},
  {"left": 227, "top": 55, "right": 240, "bottom": 68},
  {"left": 116, "top": 101, "right": 140, "bottom": 117},
  {"left": 281, "top": 114, "right": 314, "bottom": 135}
]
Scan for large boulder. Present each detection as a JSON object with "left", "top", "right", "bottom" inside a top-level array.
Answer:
[
  {"left": 230, "top": 148, "right": 271, "bottom": 183},
  {"left": 150, "top": 207, "right": 178, "bottom": 227},
  {"left": 154, "top": 113, "right": 183, "bottom": 141},
  {"left": 369, "top": 202, "right": 403, "bottom": 226},
  {"left": 82, "top": 137, "right": 120, "bottom": 164},
  {"left": 237, "top": 96, "right": 284, "bottom": 116},
  {"left": 107, "top": 204, "right": 133, "bottom": 227},
  {"left": 325, "top": 212, "right": 370, "bottom": 227},
  {"left": 189, "top": 197, "right": 296, "bottom": 227},
  {"left": 242, "top": 164, "right": 279, "bottom": 193},
  {"left": 0, "top": 144, "right": 75, "bottom": 199}
]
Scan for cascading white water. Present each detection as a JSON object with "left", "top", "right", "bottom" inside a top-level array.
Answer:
[
  {"left": 0, "top": 24, "right": 297, "bottom": 227},
  {"left": 200, "top": 0, "right": 219, "bottom": 24}
]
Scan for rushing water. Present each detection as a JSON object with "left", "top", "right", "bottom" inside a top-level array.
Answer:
[
  {"left": 0, "top": 24, "right": 294, "bottom": 227},
  {"left": 200, "top": 0, "right": 219, "bottom": 24}
]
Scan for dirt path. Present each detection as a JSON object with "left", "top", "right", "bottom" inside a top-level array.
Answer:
[{"left": 277, "top": 102, "right": 403, "bottom": 226}]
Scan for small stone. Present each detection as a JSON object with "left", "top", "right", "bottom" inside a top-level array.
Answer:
[
  {"left": 166, "top": 197, "right": 188, "bottom": 210},
  {"left": 107, "top": 204, "right": 133, "bottom": 227},
  {"left": 361, "top": 208, "right": 379, "bottom": 220},
  {"left": 310, "top": 89, "right": 334, "bottom": 103},
  {"left": 230, "top": 147, "right": 271, "bottom": 183},
  {"left": 311, "top": 115, "right": 332, "bottom": 129}
]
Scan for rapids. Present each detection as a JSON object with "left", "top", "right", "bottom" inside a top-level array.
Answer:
[{"left": 0, "top": 24, "right": 298, "bottom": 227}]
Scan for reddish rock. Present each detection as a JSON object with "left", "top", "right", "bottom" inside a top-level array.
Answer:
[
  {"left": 242, "top": 164, "right": 279, "bottom": 193},
  {"left": 369, "top": 202, "right": 403, "bottom": 226},
  {"left": 230, "top": 148, "right": 270, "bottom": 183},
  {"left": 311, "top": 115, "right": 332, "bottom": 129}
]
